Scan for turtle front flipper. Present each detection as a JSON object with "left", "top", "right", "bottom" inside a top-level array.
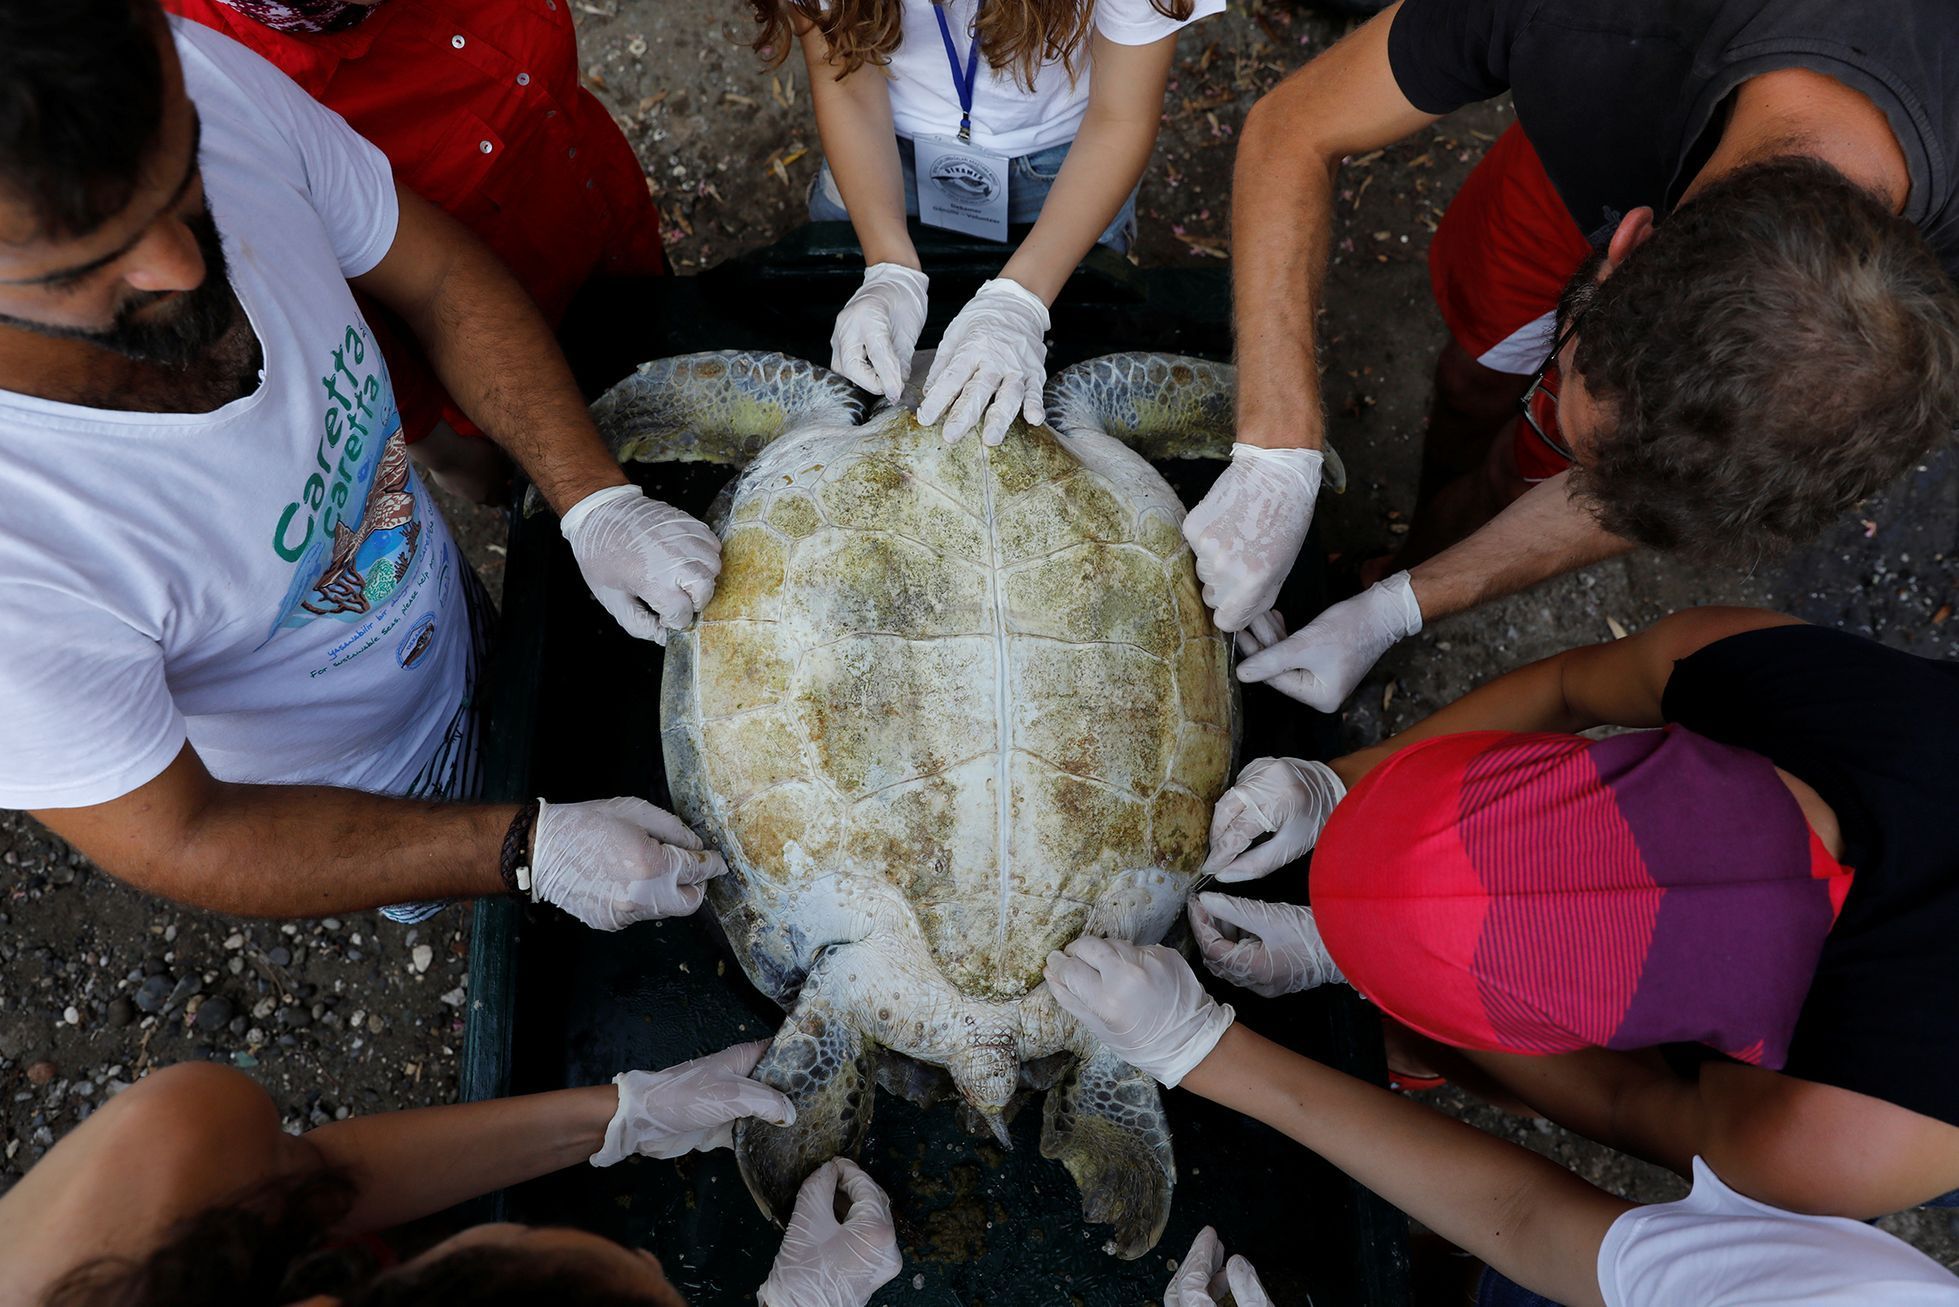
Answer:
[
  {"left": 1040, "top": 1043, "right": 1175, "bottom": 1260},
  {"left": 595, "top": 351, "right": 866, "bottom": 468},
  {"left": 1044, "top": 352, "right": 1347, "bottom": 493},
  {"left": 734, "top": 943, "right": 879, "bottom": 1223},
  {"left": 527, "top": 351, "right": 867, "bottom": 514}
]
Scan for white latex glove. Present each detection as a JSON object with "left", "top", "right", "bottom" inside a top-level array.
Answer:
[
  {"left": 1183, "top": 444, "right": 1325, "bottom": 633},
  {"left": 530, "top": 796, "right": 727, "bottom": 931},
  {"left": 1166, "top": 1226, "right": 1274, "bottom": 1307},
  {"left": 830, "top": 263, "right": 930, "bottom": 402},
  {"left": 1204, "top": 756, "right": 1348, "bottom": 882},
  {"left": 1043, "top": 938, "right": 1234, "bottom": 1088},
  {"left": 1235, "top": 608, "right": 1289, "bottom": 659},
  {"left": 1188, "top": 892, "right": 1345, "bottom": 999},
  {"left": 917, "top": 277, "right": 1050, "bottom": 446},
  {"left": 562, "top": 484, "right": 721, "bottom": 645},
  {"left": 591, "top": 1039, "right": 797, "bottom": 1165},
  {"left": 1235, "top": 571, "right": 1423, "bottom": 711},
  {"left": 757, "top": 1158, "right": 904, "bottom": 1307}
]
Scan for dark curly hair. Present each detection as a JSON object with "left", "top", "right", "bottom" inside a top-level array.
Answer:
[
  {"left": 43, "top": 1168, "right": 674, "bottom": 1307},
  {"left": 750, "top": 0, "right": 1195, "bottom": 88},
  {"left": 1567, "top": 157, "right": 1959, "bottom": 561},
  {"left": 0, "top": 0, "right": 167, "bottom": 240}
]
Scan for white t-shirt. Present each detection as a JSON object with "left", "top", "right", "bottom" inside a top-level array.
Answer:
[
  {"left": 883, "top": 0, "right": 1226, "bottom": 156},
  {"left": 1599, "top": 1158, "right": 1959, "bottom": 1307},
  {"left": 0, "top": 19, "right": 472, "bottom": 810}
]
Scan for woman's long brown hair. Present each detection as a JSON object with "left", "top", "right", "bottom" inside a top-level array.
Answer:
[{"left": 751, "top": 0, "right": 1196, "bottom": 89}]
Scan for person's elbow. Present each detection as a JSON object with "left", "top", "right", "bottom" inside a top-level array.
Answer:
[{"left": 1240, "top": 75, "right": 1343, "bottom": 174}]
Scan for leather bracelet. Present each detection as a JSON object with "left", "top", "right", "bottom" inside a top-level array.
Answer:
[{"left": 499, "top": 798, "right": 541, "bottom": 896}]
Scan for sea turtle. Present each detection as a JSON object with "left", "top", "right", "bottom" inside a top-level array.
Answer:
[{"left": 582, "top": 350, "right": 1344, "bottom": 1258}]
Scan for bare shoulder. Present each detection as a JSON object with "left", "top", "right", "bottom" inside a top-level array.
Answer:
[
  {"left": 1633, "top": 606, "right": 1806, "bottom": 664},
  {"left": 1699, "top": 1061, "right": 1959, "bottom": 1219},
  {"left": 0, "top": 1064, "right": 306, "bottom": 1304},
  {"left": 1557, "top": 607, "right": 1803, "bottom": 726}
]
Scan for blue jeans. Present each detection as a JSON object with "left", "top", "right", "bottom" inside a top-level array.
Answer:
[
  {"left": 808, "top": 135, "right": 1139, "bottom": 253},
  {"left": 1477, "top": 1268, "right": 1560, "bottom": 1307}
]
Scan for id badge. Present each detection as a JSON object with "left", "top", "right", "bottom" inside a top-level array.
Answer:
[{"left": 914, "top": 135, "right": 1010, "bottom": 242}]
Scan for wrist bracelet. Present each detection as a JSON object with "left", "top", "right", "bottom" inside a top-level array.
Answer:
[{"left": 499, "top": 798, "right": 541, "bottom": 896}]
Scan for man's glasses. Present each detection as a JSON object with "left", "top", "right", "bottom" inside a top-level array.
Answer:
[{"left": 1518, "top": 311, "right": 1586, "bottom": 464}]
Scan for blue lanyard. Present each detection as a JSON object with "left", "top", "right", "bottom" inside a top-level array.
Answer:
[{"left": 933, "top": 2, "right": 981, "bottom": 142}]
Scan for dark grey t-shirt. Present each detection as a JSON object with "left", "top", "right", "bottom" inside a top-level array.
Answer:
[{"left": 1388, "top": 0, "right": 1959, "bottom": 277}]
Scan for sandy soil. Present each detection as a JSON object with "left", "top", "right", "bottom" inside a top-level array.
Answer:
[{"left": 4, "top": 0, "right": 1956, "bottom": 1291}]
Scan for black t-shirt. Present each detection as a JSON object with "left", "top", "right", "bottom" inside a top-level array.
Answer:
[
  {"left": 1662, "top": 623, "right": 1959, "bottom": 1126},
  {"left": 1388, "top": 0, "right": 1959, "bottom": 278}
]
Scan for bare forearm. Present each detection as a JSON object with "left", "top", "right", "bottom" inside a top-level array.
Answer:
[
  {"left": 1408, "top": 474, "right": 1632, "bottom": 619},
  {"left": 1002, "top": 98, "right": 1162, "bottom": 301},
  {"left": 1185, "top": 1026, "right": 1624, "bottom": 1307},
  {"left": 806, "top": 46, "right": 916, "bottom": 268},
  {"left": 1231, "top": 110, "right": 1337, "bottom": 450},
  {"left": 401, "top": 237, "right": 625, "bottom": 514},
  {"left": 308, "top": 1085, "right": 618, "bottom": 1231},
  {"left": 57, "top": 784, "right": 512, "bottom": 916}
]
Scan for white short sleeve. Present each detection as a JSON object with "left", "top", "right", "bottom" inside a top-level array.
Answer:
[
  {"left": 1094, "top": 0, "right": 1227, "bottom": 47},
  {"left": 0, "top": 588, "right": 186, "bottom": 810},
  {"left": 1599, "top": 1159, "right": 1959, "bottom": 1307},
  {"left": 171, "top": 19, "right": 399, "bottom": 277}
]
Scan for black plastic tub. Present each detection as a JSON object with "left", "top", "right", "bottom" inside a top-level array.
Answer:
[{"left": 463, "top": 226, "right": 1411, "bottom": 1306}]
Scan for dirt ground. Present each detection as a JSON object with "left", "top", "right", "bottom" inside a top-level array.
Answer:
[{"left": 5, "top": 0, "right": 1958, "bottom": 1292}]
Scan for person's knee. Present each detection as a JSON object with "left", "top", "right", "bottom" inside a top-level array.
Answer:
[{"left": 108, "top": 1062, "right": 281, "bottom": 1142}]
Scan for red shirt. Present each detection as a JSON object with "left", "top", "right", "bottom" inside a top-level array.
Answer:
[{"left": 166, "top": 0, "right": 667, "bottom": 440}]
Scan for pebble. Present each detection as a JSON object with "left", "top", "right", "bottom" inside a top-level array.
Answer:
[
  {"left": 194, "top": 997, "right": 234, "bottom": 1033},
  {"left": 163, "top": 975, "right": 200, "bottom": 1013},
  {"left": 410, "top": 945, "right": 434, "bottom": 974},
  {"left": 105, "top": 999, "right": 134, "bottom": 1028},
  {"left": 132, "top": 975, "right": 172, "bottom": 1014},
  {"left": 24, "top": 1062, "right": 56, "bottom": 1087},
  {"left": 61, "top": 1007, "right": 79, "bottom": 1027},
  {"left": 267, "top": 947, "right": 292, "bottom": 967}
]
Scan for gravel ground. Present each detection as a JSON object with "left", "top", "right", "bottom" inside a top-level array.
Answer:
[{"left": 5, "top": 0, "right": 1958, "bottom": 1287}]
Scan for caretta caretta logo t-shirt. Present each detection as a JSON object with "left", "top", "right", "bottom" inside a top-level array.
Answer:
[
  {"left": 265, "top": 319, "right": 448, "bottom": 679},
  {"left": 0, "top": 19, "right": 471, "bottom": 810}
]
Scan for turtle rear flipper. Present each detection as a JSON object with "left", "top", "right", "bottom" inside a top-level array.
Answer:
[
  {"left": 735, "top": 944, "right": 879, "bottom": 1222},
  {"left": 1045, "top": 352, "right": 1347, "bottom": 492},
  {"left": 526, "top": 351, "right": 867, "bottom": 514},
  {"left": 1040, "top": 1043, "right": 1175, "bottom": 1260}
]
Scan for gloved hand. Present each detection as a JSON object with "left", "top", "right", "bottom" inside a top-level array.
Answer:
[
  {"left": 591, "top": 1039, "right": 796, "bottom": 1165},
  {"left": 1204, "top": 755, "right": 1347, "bottom": 882},
  {"left": 1044, "top": 938, "right": 1234, "bottom": 1088},
  {"left": 562, "top": 484, "right": 720, "bottom": 645},
  {"left": 1236, "top": 607, "right": 1289, "bottom": 659},
  {"left": 1235, "top": 571, "right": 1423, "bottom": 711},
  {"left": 917, "top": 277, "right": 1050, "bottom": 446},
  {"left": 757, "top": 1158, "right": 904, "bottom": 1307},
  {"left": 1166, "top": 1226, "right": 1274, "bottom": 1307},
  {"left": 1183, "top": 443, "right": 1325, "bottom": 632},
  {"left": 530, "top": 796, "right": 727, "bottom": 931},
  {"left": 1188, "top": 892, "right": 1345, "bottom": 999},
  {"left": 831, "top": 263, "right": 930, "bottom": 402}
]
